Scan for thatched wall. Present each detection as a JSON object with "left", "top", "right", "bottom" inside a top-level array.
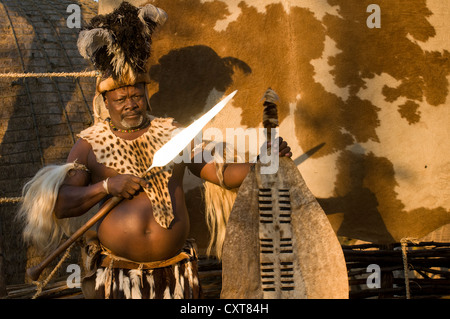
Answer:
[{"left": 0, "top": 0, "right": 98, "bottom": 285}]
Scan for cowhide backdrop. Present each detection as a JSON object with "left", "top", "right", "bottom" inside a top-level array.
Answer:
[{"left": 99, "top": 0, "right": 449, "bottom": 245}]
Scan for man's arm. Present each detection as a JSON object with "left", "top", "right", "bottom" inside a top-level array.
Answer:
[
  {"left": 53, "top": 139, "right": 108, "bottom": 219},
  {"left": 188, "top": 137, "right": 292, "bottom": 189},
  {"left": 54, "top": 138, "right": 148, "bottom": 219},
  {"left": 195, "top": 162, "right": 252, "bottom": 189}
]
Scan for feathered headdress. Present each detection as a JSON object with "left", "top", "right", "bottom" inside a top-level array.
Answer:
[{"left": 77, "top": 1, "right": 167, "bottom": 94}]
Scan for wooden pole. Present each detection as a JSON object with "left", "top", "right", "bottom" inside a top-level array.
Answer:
[
  {"left": 378, "top": 244, "right": 395, "bottom": 298},
  {"left": 26, "top": 196, "right": 122, "bottom": 282},
  {"left": 0, "top": 218, "right": 7, "bottom": 297}
]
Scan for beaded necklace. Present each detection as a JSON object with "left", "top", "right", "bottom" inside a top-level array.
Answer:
[{"left": 108, "top": 117, "right": 150, "bottom": 133}]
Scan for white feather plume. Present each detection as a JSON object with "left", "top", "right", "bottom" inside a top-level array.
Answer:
[
  {"left": 77, "top": 28, "right": 115, "bottom": 61},
  {"left": 138, "top": 4, "right": 168, "bottom": 28}
]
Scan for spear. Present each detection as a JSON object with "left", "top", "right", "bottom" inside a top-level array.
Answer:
[{"left": 26, "top": 90, "right": 237, "bottom": 282}]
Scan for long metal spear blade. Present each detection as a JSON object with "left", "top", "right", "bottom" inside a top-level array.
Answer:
[{"left": 146, "top": 90, "right": 237, "bottom": 172}]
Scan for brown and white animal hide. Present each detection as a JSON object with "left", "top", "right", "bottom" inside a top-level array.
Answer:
[
  {"left": 105, "top": 0, "right": 450, "bottom": 245},
  {"left": 91, "top": 260, "right": 201, "bottom": 299},
  {"left": 81, "top": 239, "right": 202, "bottom": 299}
]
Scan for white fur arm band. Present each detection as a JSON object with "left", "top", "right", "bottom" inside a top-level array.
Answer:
[{"left": 102, "top": 177, "right": 110, "bottom": 195}]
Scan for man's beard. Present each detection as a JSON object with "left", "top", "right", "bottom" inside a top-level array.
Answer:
[{"left": 120, "top": 113, "right": 148, "bottom": 129}]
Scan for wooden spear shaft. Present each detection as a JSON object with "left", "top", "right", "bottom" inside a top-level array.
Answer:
[
  {"left": 26, "top": 196, "right": 123, "bottom": 282},
  {"left": 27, "top": 163, "right": 163, "bottom": 281}
]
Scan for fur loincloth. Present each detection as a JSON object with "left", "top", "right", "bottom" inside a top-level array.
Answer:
[
  {"left": 81, "top": 239, "right": 202, "bottom": 299},
  {"left": 78, "top": 117, "right": 177, "bottom": 229}
]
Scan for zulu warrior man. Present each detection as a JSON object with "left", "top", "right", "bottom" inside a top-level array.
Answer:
[{"left": 17, "top": 2, "right": 291, "bottom": 299}]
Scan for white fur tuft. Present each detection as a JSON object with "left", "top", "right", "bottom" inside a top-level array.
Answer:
[
  {"left": 16, "top": 163, "right": 78, "bottom": 253},
  {"left": 95, "top": 268, "right": 107, "bottom": 291},
  {"left": 129, "top": 269, "right": 143, "bottom": 299},
  {"left": 163, "top": 285, "right": 172, "bottom": 299},
  {"left": 173, "top": 264, "right": 184, "bottom": 299},
  {"left": 146, "top": 270, "right": 155, "bottom": 299},
  {"left": 122, "top": 273, "right": 131, "bottom": 299},
  {"left": 203, "top": 143, "right": 240, "bottom": 259}
]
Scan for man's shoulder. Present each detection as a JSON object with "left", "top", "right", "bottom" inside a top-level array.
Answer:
[
  {"left": 78, "top": 120, "right": 109, "bottom": 138},
  {"left": 70, "top": 121, "right": 108, "bottom": 163},
  {"left": 150, "top": 116, "right": 177, "bottom": 128},
  {"left": 66, "top": 137, "right": 93, "bottom": 166}
]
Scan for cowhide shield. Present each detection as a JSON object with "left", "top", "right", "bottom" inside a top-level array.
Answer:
[{"left": 221, "top": 157, "right": 349, "bottom": 299}]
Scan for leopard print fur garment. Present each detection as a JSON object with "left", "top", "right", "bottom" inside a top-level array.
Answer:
[{"left": 78, "top": 117, "right": 177, "bottom": 228}]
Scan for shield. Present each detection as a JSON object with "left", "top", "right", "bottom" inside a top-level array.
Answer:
[{"left": 221, "top": 89, "right": 348, "bottom": 298}]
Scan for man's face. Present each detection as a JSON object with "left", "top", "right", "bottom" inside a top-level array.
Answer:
[{"left": 104, "top": 83, "right": 149, "bottom": 130}]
